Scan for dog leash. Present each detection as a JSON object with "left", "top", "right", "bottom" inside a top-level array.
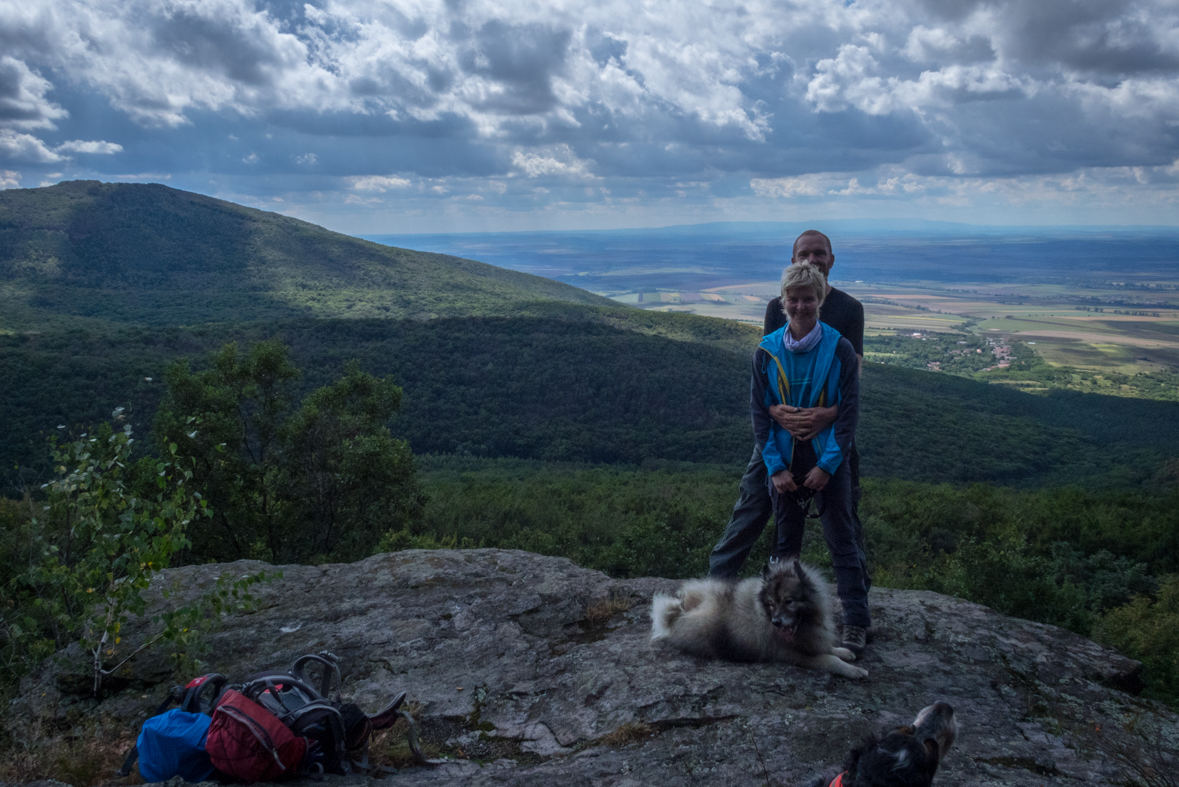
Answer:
[{"left": 785, "top": 438, "right": 824, "bottom": 520}]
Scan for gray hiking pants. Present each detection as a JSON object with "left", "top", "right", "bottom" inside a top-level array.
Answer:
[{"left": 707, "top": 447, "right": 774, "bottom": 578}]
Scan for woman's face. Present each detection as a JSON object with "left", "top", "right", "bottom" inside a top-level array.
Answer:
[{"left": 784, "top": 287, "right": 820, "bottom": 328}]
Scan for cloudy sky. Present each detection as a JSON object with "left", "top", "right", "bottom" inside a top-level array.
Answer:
[{"left": 3, "top": 0, "right": 1179, "bottom": 232}]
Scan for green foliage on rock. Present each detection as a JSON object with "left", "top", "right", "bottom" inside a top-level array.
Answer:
[
  {"left": 0, "top": 422, "right": 265, "bottom": 694},
  {"left": 8, "top": 422, "right": 205, "bottom": 692},
  {"left": 1094, "top": 576, "right": 1179, "bottom": 703},
  {"left": 153, "top": 340, "right": 425, "bottom": 563}
]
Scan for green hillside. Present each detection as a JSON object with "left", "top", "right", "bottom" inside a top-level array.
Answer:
[
  {"left": 4, "top": 317, "right": 1177, "bottom": 491},
  {"left": 2, "top": 180, "right": 1177, "bottom": 492},
  {"left": 0, "top": 181, "right": 616, "bottom": 329}
]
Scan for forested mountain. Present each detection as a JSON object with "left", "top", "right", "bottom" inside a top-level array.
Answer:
[
  {"left": 0, "top": 181, "right": 614, "bottom": 329},
  {"left": 2, "top": 181, "right": 1178, "bottom": 492}
]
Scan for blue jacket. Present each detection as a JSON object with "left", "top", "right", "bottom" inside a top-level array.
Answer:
[{"left": 751, "top": 322, "right": 859, "bottom": 478}]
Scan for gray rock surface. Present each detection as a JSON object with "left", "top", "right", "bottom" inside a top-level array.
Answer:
[{"left": 11, "top": 548, "right": 1178, "bottom": 786}]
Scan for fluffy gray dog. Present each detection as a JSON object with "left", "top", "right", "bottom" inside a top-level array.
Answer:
[{"left": 650, "top": 559, "right": 867, "bottom": 679}]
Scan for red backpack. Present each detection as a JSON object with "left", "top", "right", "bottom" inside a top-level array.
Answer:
[{"left": 206, "top": 689, "right": 307, "bottom": 782}]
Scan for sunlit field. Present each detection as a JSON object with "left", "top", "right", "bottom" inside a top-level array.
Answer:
[{"left": 633, "top": 278, "right": 1179, "bottom": 381}]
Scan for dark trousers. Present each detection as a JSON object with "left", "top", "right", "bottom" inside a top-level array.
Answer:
[
  {"left": 708, "top": 444, "right": 870, "bottom": 624},
  {"left": 769, "top": 458, "right": 871, "bottom": 629}
]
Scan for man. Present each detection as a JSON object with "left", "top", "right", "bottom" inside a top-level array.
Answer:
[{"left": 707, "top": 230, "right": 870, "bottom": 651}]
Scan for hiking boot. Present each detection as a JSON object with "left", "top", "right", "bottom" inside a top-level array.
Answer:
[{"left": 842, "top": 625, "right": 868, "bottom": 658}]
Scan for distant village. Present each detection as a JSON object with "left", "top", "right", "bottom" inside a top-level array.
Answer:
[{"left": 922, "top": 336, "right": 1012, "bottom": 372}]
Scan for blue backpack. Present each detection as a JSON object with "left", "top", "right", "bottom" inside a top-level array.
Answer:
[{"left": 135, "top": 709, "right": 216, "bottom": 783}]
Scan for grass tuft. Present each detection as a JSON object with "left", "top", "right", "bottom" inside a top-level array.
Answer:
[
  {"left": 0, "top": 720, "right": 138, "bottom": 786},
  {"left": 596, "top": 722, "right": 657, "bottom": 747},
  {"left": 585, "top": 590, "right": 636, "bottom": 624}
]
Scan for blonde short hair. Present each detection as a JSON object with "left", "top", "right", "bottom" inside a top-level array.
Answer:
[{"left": 780, "top": 262, "right": 827, "bottom": 307}]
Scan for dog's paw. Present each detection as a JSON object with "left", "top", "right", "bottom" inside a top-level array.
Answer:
[
  {"left": 824, "top": 654, "right": 869, "bottom": 679},
  {"left": 839, "top": 663, "right": 869, "bottom": 679},
  {"left": 833, "top": 646, "right": 857, "bottom": 662}
]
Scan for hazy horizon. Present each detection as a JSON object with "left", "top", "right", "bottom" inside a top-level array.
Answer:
[
  {"left": 365, "top": 223, "right": 1179, "bottom": 296},
  {"left": 366, "top": 217, "right": 1179, "bottom": 238}
]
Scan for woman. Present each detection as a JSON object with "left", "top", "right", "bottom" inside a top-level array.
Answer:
[{"left": 750, "top": 262, "right": 871, "bottom": 656}]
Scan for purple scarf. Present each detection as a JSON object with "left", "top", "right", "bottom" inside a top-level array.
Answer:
[{"left": 783, "top": 322, "right": 822, "bottom": 353}]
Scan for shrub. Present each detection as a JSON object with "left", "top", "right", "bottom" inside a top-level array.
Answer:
[
  {"left": 155, "top": 342, "right": 424, "bottom": 564},
  {"left": 1094, "top": 576, "right": 1179, "bottom": 705},
  {"left": 0, "top": 422, "right": 268, "bottom": 696}
]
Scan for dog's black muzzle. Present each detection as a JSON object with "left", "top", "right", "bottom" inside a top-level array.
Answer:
[{"left": 771, "top": 613, "right": 802, "bottom": 636}]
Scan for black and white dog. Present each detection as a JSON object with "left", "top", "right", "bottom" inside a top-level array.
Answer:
[{"left": 807, "top": 702, "right": 957, "bottom": 787}]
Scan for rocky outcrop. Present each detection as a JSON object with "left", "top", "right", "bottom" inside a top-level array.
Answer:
[{"left": 12, "top": 549, "right": 1176, "bottom": 786}]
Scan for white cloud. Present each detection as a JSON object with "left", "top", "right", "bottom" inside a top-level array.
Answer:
[
  {"left": 748, "top": 162, "right": 1179, "bottom": 212},
  {"left": 56, "top": 139, "right": 123, "bottom": 154},
  {"left": 750, "top": 175, "right": 827, "bottom": 198},
  {"left": 0, "top": 129, "right": 65, "bottom": 163},
  {"left": 807, "top": 45, "right": 1029, "bottom": 116},
  {"left": 0, "top": 57, "right": 67, "bottom": 130},
  {"left": 0, "top": 170, "right": 20, "bottom": 188},
  {"left": 512, "top": 145, "right": 595, "bottom": 178},
  {"left": 351, "top": 175, "right": 412, "bottom": 191},
  {"left": 4, "top": 0, "right": 1179, "bottom": 226}
]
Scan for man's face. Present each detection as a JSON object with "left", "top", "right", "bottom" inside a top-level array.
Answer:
[{"left": 791, "top": 233, "right": 834, "bottom": 279}]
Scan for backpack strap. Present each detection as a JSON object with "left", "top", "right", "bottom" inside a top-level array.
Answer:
[
  {"left": 285, "top": 702, "right": 348, "bottom": 767},
  {"left": 291, "top": 652, "right": 342, "bottom": 702},
  {"left": 242, "top": 675, "right": 325, "bottom": 710},
  {"left": 115, "top": 744, "right": 142, "bottom": 778},
  {"left": 361, "top": 692, "right": 429, "bottom": 766},
  {"left": 366, "top": 692, "right": 406, "bottom": 729},
  {"left": 180, "top": 674, "right": 229, "bottom": 715}
]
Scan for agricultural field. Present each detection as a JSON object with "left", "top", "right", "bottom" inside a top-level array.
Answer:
[
  {"left": 612, "top": 278, "right": 1179, "bottom": 400},
  {"left": 853, "top": 282, "right": 1179, "bottom": 373},
  {"left": 370, "top": 225, "right": 1179, "bottom": 398}
]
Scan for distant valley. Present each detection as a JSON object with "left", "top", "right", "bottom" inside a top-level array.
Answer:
[{"left": 367, "top": 225, "right": 1179, "bottom": 398}]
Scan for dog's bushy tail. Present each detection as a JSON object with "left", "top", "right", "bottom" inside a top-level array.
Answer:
[{"left": 650, "top": 593, "right": 683, "bottom": 640}]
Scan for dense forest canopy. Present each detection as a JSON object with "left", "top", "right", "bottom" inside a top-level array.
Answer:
[{"left": 4, "top": 317, "right": 1178, "bottom": 491}]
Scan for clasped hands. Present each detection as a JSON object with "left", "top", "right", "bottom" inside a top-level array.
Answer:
[{"left": 768, "top": 403, "right": 837, "bottom": 494}]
